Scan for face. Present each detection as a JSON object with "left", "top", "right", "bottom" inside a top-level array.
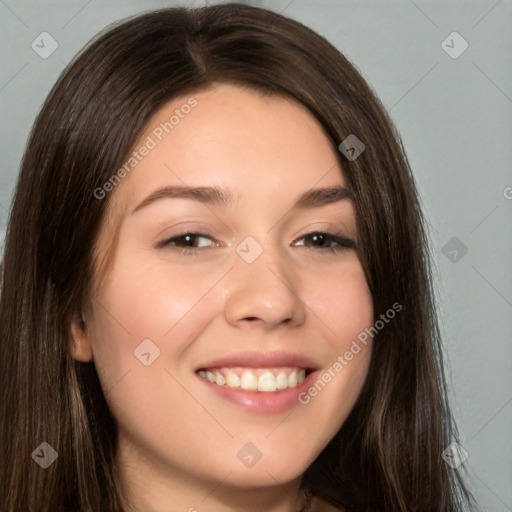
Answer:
[{"left": 71, "top": 83, "right": 374, "bottom": 510}]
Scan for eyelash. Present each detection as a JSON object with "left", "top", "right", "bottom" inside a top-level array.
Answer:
[{"left": 157, "top": 231, "right": 357, "bottom": 256}]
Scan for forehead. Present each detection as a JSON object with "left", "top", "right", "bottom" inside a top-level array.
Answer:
[{"left": 117, "top": 83, "right": 346, "bottom": 209}]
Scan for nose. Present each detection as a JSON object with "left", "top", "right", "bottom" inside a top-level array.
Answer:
[{"left": 223, "top": 244, "right": 307, "bottom": 330}]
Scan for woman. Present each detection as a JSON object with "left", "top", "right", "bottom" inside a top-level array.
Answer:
[{"left": 0, "top": 4, "right": 477, "bottom": 511}]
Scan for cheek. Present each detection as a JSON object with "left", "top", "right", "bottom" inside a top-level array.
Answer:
[
  {"left": 293, "top": 262, "right": 374, "bottom": 425},
  {"left": 86, "top": 259, "right": 220, "bottom": 448},
  {"left": 305, "top": 260, "right": 374, "bottom": 346},
  {"left": 96, "top": 253, "right": 221, "bottom": 343},
  {"left": 87, "top": 255, "right": 220, "bottom": 393}
]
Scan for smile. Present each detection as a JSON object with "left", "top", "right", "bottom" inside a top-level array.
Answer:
[{"left": 197, "top": 367, "right": 308, "bottom": 392}]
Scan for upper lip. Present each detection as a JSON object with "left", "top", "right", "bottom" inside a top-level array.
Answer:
[{"left": 195, "top": 351, "right": 321, "bottom": 372}]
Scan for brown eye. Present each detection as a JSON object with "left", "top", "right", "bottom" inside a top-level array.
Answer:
[
  {"left": 293, "top": 231, "right": 356, "bottom": 252},
  {"left": 157, "top": 232, "right": 216, "bottom": 254}
]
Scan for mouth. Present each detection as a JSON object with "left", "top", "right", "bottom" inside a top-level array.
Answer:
[
  {"left": 194, "top": 351, "right": 321, "bottom": 413},
  {"left": 196, "top": 366, "right": 312, "bottom": 392}
]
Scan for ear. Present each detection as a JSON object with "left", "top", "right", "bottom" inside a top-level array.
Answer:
[{"left": 69, "top": 314, "right": 93, "bottom": 362}]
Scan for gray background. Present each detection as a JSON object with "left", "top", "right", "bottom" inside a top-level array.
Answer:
[{"left": 1, "top": 0, "right": 511, "bottom": 510}]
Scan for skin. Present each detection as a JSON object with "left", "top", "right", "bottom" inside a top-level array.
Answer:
[{"left": 70, "top": 83, "right": 374, "bottom": 512}]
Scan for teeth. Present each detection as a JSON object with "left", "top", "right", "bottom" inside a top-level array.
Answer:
[
  {"left": 240, "top": 371, "right": 258, "bottom": 390},
  {"left": 258, "top": 372, "right": 276, "bottom": 392},
  {"left": 198, "top": 367, "right": 308, "bottom": 392},
  {"left": 276, "top": 372, "right": 288, "bottom": 390},
  {"left": 225, "top": 371, "right": 241, "bottom": 388}
]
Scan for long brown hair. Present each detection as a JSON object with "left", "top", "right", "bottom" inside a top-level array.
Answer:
[{"left": 0, "top": 4, "right": 477, "bottom": 511}]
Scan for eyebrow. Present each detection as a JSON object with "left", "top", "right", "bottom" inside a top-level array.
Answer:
[{"left": 131, "top": 184, "right": 351, "bottom": 214}]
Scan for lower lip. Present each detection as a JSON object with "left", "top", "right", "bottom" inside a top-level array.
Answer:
[{"left": 196, "top": 371, "right": 319, "bottom": 414}]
